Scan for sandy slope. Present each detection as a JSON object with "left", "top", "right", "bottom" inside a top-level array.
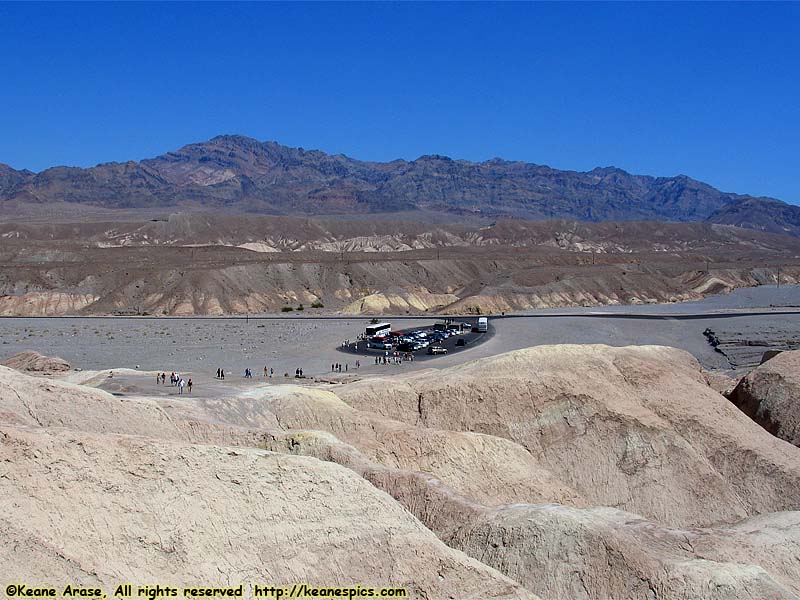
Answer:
[
  {"left": 0, "top": 427, "right": 532, "bottom": 599},
  {"left": 337, "top": 345, "right": 800, "bottom": 527},
  {"left": 2, "top": 344, "right": 800, "bottom": 599}
]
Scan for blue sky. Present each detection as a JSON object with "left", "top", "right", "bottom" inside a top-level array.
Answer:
[{"left": 1, "top": 2, "right": 798, "bottom": 203}]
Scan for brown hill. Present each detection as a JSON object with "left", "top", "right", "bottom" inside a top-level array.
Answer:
[
  {"left": 1, "top": 214, "right": 799, "bottom": 316},
  {"left": 3, "top": 135, "right": 800, "bottom": 235}
]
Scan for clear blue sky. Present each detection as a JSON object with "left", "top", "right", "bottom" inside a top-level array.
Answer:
[{"left": 1, "top": 2, "right": 798, "bottom": 203}]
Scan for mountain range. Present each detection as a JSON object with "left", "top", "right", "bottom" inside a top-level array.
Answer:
[{"left": 2, "top": 134, "right": 799, "bottom": 236}]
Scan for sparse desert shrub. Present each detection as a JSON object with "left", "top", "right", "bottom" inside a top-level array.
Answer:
[
  {"left": 297, "top": 304, "right": 304, "bottom": 311},
  {"left": 281, "top": 306, "right": 294, "bottom": 312},
  {"left": 311, "top": 300, "right": 324, "bottom": 308}
]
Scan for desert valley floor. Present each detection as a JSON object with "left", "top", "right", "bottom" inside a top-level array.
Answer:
[
  {"left": 3, "top": 284, "right": 800, "bottom": 378},
  {"left": 2, "top": 285, "right": 800, "bottom": 599}
]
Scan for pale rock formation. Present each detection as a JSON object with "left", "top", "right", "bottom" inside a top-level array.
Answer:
[
  {"left": 3, "top": 345, "right": 800, "bottom": 600},
  {"left": 0, "top": 365, "right": 179, "bottom": 437},
  {"left": 1, "top": 349, "right": 71, "bottom": 373},
  {"left": 338, "top": 345, "right": 800, "bottom": 527},
  {"left": 0, "top": 426, "right": 534, "bottom": 599},
  {"left": 728, "top": 350, "right": 800, "bottom": 446}
]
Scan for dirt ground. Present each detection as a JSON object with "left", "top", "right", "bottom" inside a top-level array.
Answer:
[{"left": 2, "top": 285, "right": 800, "bottom": 383}]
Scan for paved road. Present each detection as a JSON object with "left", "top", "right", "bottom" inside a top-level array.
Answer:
[{"left": 498, "top": 309, "right": 800, "bottom": 321}]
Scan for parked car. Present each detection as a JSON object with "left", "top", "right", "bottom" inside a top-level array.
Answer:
[
  {"left": 368, "top": 340, "right": 393, "bottom": 349},
  {"left": 428, "top": 345, "right": 448, "bottom": 355}
]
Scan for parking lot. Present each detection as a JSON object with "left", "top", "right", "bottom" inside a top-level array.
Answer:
[{"left": 337, "top": 318, "right": 492, "bottom": 362}]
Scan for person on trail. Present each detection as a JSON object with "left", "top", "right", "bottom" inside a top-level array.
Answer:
[
  {"left": 156, "top": 373, "right": 160, "bottom": 385},
  {"left": 161, "top": 372, "right": 166, "bottom": 384},
  {"left": 216, "top": 368, "right": 221, "bottom": 379},
  {"left": 264, "top": 366, "right": 268, "bottom": 377},
  {"left": 221, "top": 369, "right": 225, "bottom": 380},
  {"left": 187, "top": 379, "right": 193, "bottom": 394},
  {"left": 269, "top": 367, "right": 273, "bottom": 378},
  {"left": 178, "top": 378, "right": 185, "bottom": 394}
]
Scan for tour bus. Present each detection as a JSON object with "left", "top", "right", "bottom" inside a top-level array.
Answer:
[
  {"left": 476, "top": 317, "right": 488, "bottom": 333},
  {"left": 365, "top": 322, "right": 392, "bottom": 338}
]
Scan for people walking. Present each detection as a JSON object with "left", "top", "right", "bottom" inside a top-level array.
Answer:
[
  {"left": 178, "top": 378, "right": 185, "bottom": 394},
  {"left": 187, "top": 378, "right": 193, "bottom": 394}
]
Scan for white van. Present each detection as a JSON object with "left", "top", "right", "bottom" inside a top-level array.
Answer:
[{"left": 476, "top": 317, "right": 488, "bottom": 333}]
